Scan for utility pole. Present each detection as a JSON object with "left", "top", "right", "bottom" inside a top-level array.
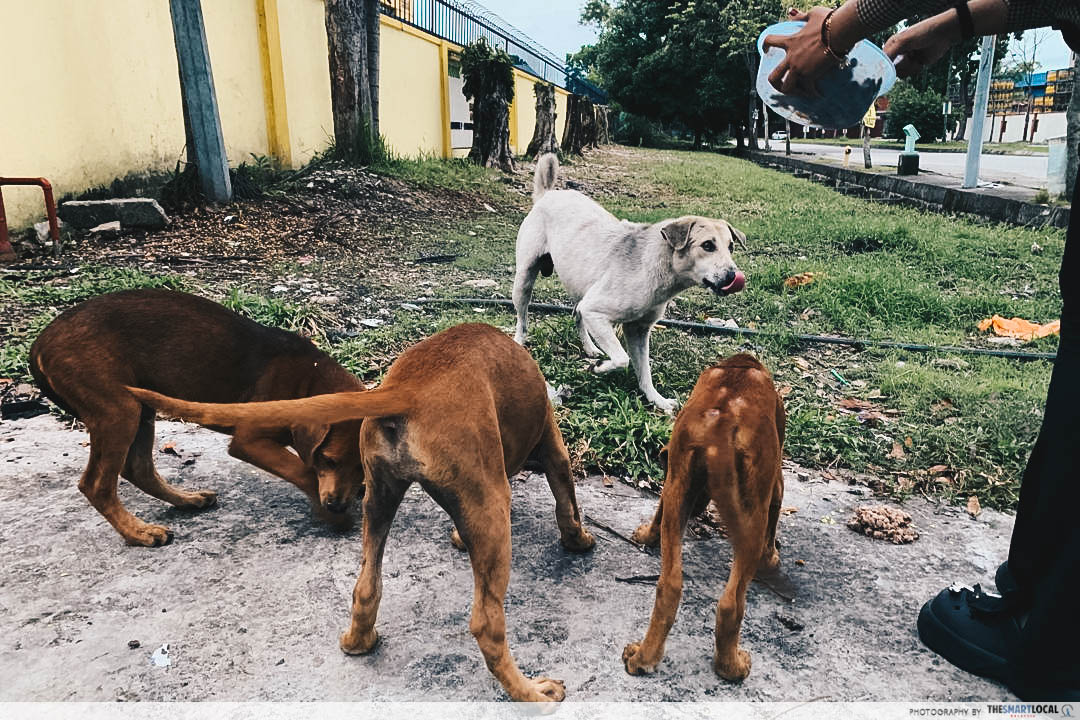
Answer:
[
  {"left": 964, "top": 35, "right": 997, "bottom": 189},
  {"left": 169, "top": 0, "right": 232, "bottom": 202}
]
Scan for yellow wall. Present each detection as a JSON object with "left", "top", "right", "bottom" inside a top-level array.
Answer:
[
  {"left": 1, "top": 2, "right": 587, "bottom": 229},
  {"left": 378, "top": 16, "right": 445, "bottom": 158},
  {"left": 511, "top": 72, "right": 537, "bottom": 155},
  {"left": 202, "top": 2, "right": 271, "bottom": 164},
  {"left": 277, "top": 0, "right": 335, "bottom": 164},
  {"left": 1, "top": 1, "right": 186, "bottom": 229}
]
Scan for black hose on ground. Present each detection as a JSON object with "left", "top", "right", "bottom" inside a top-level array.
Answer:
[{"left": 415, "top": 297, "right": 1058, "bottom": 363}]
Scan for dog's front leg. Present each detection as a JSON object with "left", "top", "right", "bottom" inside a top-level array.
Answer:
[
  {"left": 573, "top": 308, "right": 603, "bottom": 357},
  {"left": 625, "top": 319, "right": 676, "bottom": 414},
  {"left": 229, "top": 432, "right": 317, "bottom": 498}
]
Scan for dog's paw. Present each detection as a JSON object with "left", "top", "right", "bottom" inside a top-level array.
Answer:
[
  {"left": 582, "top": 345, "right": 603, "bottom": 358},
  {"left": 592, "top": 359, "right": 626, "bottom": 375},
  {"left": 449, "top": 528, "right": 466, "bottom": 551},
  {"left": 560, "top": 528, "right": 596, "bottom": 553},
  {"left": 340, "top": 627, "right": 379, "bottom": 655},
  {"left": 714, "top": 648, "right": 752, "bottom": 682},
  {"left": 630, "top": 522, "right": 660, "bottom": 548},
  {"left": 758, "top": 548, "right": 781, "bottom": 572},
  {"left": 650, "top": 396, "right": 678, "bottom": 415},
  {"left": 622, "top": 642, "right": 657, "bottom": 675},
  {"left": 518, "top": 676, "right": 565, "bottom": 703},
  {"left": 177, "top": 489, "right": 217, "bottom": 510},
  {"left": 123, "top": 522, "right": 174, "bottom": 548}
]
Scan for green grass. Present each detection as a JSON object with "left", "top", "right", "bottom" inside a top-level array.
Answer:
[
  {"left": 361, "top": 148, "right": 1062, "bottom": 508},
  {"left": 1, "top": 147, "right": 1064, "bottom": 510}
]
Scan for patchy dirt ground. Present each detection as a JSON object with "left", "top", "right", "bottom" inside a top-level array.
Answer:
[{"left": 1, "top": 414, "right": 1015, "bottom": 701}]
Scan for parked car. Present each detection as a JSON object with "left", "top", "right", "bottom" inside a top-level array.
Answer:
[{"left": 770, "top": 131, "right": 788, "bottom": 141}]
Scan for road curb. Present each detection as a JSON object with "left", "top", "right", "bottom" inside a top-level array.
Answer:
[{"left": 749, "top": 152, "right": 1069, "bottom": 230}]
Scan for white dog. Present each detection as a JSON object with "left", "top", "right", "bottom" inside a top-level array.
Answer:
[{"left": 513, "top": 154, "right": 747, "bottom": 413}]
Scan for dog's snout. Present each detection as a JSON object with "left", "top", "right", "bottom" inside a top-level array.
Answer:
[
  {"left": 719, "top": 268, "right": 737, "bottom": 288},
  {"left": 323, "top": 495, "right": 348, "bottom": 514}
]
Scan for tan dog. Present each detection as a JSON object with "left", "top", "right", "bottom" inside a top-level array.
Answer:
[
  {"left": 622, "top": 354, "right": 785, "bottom": 681},
  {"left": 29, "top": 289, "right": 365, "bottom": 546},
  {"left": 128, "top": 323, "right": 596, "bottom": 702}
]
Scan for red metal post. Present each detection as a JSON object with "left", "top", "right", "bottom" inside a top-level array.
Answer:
[
  {"left": 0, "top": 177, "right": 62, "bottom": 259},
  {"left": 0, "top": 188, "right": 12, "bottom": 261}
]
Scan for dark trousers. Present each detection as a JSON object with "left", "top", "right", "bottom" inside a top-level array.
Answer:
[{"left": 1007, "top": 172, "right": 1080, "bottom": 686}]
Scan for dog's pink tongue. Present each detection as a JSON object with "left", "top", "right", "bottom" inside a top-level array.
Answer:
[{"left": 723, "top": 271, "right": 746, "bottom": 293}]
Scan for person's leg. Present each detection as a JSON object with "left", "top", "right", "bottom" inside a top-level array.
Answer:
[
  {"left": 1005, "top": 171, "right": 1080, "bottom": 691},
  {"left": 918, "top": 172, "right": 1080, "bottom": 698}
]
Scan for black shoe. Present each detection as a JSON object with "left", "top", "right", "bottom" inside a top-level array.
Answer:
[
  {"left": 918, "top": 584, "right": 1021, "bottom": 682},
  {"left": 918, "top": 584, "right": 1080, "bottom": 701}
]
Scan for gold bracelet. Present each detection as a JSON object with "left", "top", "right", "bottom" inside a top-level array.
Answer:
[{"left": 821, "top": 9, "right": 850, "bottom": 67}]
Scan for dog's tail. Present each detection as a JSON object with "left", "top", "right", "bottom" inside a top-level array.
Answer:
[
  {"left": 126, "top": 386, "right": 414, "bottom": 429},
  {"left": 532, "top": 153, "right": 558, "bottom": 202}
]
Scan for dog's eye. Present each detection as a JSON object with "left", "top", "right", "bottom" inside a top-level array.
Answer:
[
  {"left": 322, "top": 457, "right": 338, "bottom": 469},
  {"left": 701, "top": 240, "right": 716, "bottom": 252}
]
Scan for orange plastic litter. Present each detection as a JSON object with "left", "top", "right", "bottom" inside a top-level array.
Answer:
[{"left": 977, "top": 315, "right": 1061, "bottom": 341}]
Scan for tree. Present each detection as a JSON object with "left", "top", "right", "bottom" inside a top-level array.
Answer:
[
  {"left": 1004, "top": 29, "right": 1051, "bottom": 142},
  {"left": 324, "top": 0, "right": 381, "bottom": 161},
  {"left": 526, "top": 82, "right": 559, "bottom": 158},
  {"left": 461, "top": 39, "right": 515, "bottom": 172},
  {"left": 886, "top": 81, "right": 946, "bottom": 141},
  {"left": 571, "top": 0, "right": 761, "bottom": 151},
  {"left": 562, "top": 94, "right": 598, "bottom": 155}
]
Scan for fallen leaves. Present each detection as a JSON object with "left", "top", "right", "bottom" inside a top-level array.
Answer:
[
  {"left": 966, "top": 496, "right": 982, "bottom": 518},
  {"left": 784, "top": 271, "right": 823, "bottom": 288}
]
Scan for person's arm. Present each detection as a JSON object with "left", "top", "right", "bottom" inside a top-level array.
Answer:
[
  {"left": 762, "top": 0, "right": 1008, "bottom": 93},
  {"left": 885, "top": 0, "right": 1008, "bottom": 77}
]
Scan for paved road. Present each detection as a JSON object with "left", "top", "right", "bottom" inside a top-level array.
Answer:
[
  {"left": 1, "top": 414, "right": 1015, "bottom": 702},
  {"left": 773, "top": 142, "right": 1049, "bottom": 190}
]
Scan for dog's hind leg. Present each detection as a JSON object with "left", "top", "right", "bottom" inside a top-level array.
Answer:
[
  {"left": 453, "top": 480, "right": 566, "bottom": 702},
  {"left": 512, "top": 258, "right": 544, "bottom": 345},
  {"left": 759, "top": 477, "right": 783, "bottom": 572},
  {"left": 122, "top": 407, "right": 217, "bottom": 510},
  {"left": 711, "top": 506, "right": 765, "bottom": 682},
  {"left": 80, "top": 405, "right": 173, "bottom": 547},
  {"left": 535, "top": 409, "right": 595, "bottom": 552},
  {"left": 622, "top": 448, "right": 700, "bottom": 675},
  {"left": 340, "top": 471, "right": 410, "bottom": 656}
]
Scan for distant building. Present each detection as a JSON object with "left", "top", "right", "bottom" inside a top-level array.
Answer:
[{"left": 984, "top": 66, "right": 1073, "bottom": 114}]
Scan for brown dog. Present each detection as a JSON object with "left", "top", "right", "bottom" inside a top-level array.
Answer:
[
  {"left": 127, "top": 323, "right": 596, "bottom": 702},
  {"left": 29, "top": 289, "right": 365, "bottom": 547},
  {"left": 622, "top": 354, "right": 785, "bottom": 681}
]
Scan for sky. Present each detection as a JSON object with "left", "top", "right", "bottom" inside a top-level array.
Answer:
[
  {"left": 472, "top": 0, "right": 598, "bottom": 63},
  {"left": 474, "top": 1, "right": 1073, "bottom": 72}
]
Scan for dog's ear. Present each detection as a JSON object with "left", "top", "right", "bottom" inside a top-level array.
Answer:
[
  {"left": 291, "top": 423, "right": 330, "bottom": 466},
  {"left": 661, "top": 218, "right": 695, "bottom": 251},
  {"left": 727, "top": 221, "right": 748, "bottom": 251},
  {"left": 658, "top": 444, "right": 669, "bottom": 472}
]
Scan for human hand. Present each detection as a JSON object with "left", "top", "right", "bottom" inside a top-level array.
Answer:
[
  {"left": 883, "top": 12, "right": 961, "bottom": 78},
  {"left": 762, "top": 7, "right": 838, "bottom": 96}
]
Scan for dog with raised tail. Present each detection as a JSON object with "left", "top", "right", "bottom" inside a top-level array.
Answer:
[
  {"left": 127, "top": 323, "right": 595, "bottom": 703},
  {"left": 513, "top": 153, "right": 747, "bottom": 413}
]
